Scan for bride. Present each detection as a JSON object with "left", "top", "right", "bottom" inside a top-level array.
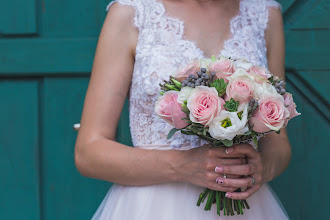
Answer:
[{"left": 75, "top": 0, "right": 291, "bottom": 219}]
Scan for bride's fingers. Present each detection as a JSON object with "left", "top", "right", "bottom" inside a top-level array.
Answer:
[
  {"left": 208, "top": 183, "right": 238, "bottom": 192},
  {"left": 215, "top": 176, "right": 255, "bottom": 188},
  {"left": 215, "top": 164, "right": 257, "bottom": 176},
  {"left": 216, "top": 158, "right": 247, "bottom": 166},
  {"left": 225, "top": 184, "right": 261, "bottom": 200}
]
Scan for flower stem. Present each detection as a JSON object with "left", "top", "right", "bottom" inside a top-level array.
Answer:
[
  {"left": 243, "top": 199, "right": 250, "bottom": 209},
  {"left": 223, "top": 193, "right": 226, "bottom": 216},
  {"left": 197, "top": 188, "right": 209, "bottom": 206},
  {"left": 238, "top": 200, "right": 243, "bottom": 215},
  {"left": 216, "top": 191, "right": 220, "bottom": 216},
  {"left": 204, "top": 190, "right": 215, "bottom": 210}
]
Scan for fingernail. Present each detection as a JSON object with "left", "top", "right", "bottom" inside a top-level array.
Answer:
[
  {"left": 225, "top": 147, "right": 233, "bottom": 154},
  {"left": 215, "top": 166, "right": 223, "bottom": 173},
  {"left": 225, "top": 193, "right": 231, "bottom": 198},
  {"left": 216, "top": 178, "right": 224, "bottom": 184}
]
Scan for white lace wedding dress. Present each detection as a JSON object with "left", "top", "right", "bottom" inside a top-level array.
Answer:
[{"left": 92, "top": 0, "right": 289, "bottom": 219}]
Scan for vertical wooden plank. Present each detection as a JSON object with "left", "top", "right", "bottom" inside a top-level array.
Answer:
[
  {"left": 0, "top": 80, "right": 40, "bottom": 220},
  {"left": 0, "top": 0, "right": 37, "bottom": 34},
  {"left": 270, "top": 76, "right": 330, "bottom": 219},
  {"left": 41, "top": 0, "right": 108, "bottom": 37},
  {"left": 41, "top": 77, "right": 111, "bottom": 220}
]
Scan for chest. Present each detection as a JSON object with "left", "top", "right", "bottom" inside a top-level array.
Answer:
[{"left": 161, "top": 0, "right": 241, "bottom": 57}]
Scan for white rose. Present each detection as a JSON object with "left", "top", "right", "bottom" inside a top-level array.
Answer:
[
  {"left": 234, "top": 59, "right": 253, "bottom": 71},
  {"left": 227, "top": 68, "right": 253, "bottom": 81},
  {"left": 199, "top": 58, "right": 212, "bottom": 69},
  {"left": 209, "top": 104, "right": 249, "bottom": 140},
  {"left": 177, "top": 87, "right": 194, "bottom": 104},
  {"left": 253, "top": 82, "right": 278, "bottom": 101}
]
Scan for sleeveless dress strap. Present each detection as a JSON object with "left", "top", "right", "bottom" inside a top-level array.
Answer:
[
  {"left": 106, "top": 0, "right": 145, "bottom": 30},
  {"left": 266, "top": 0, "right": 282, "bottom": 10}
]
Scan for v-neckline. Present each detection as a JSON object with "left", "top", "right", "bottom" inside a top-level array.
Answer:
[{"left": 154, "top": 0, "right": 244, "bottom": 58}]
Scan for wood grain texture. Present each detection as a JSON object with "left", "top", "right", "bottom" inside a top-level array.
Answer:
[
  {"left": 0, "top": 38, "right": 97, "bottom": 75},
  {"left": 0, "top": 0, "right": 329, "bottom": 219},
  {"left": 270, "top": 73, "right": 330, "bottom": 219},
  {"left": 0, "top": 0, "right": 37, "bottom": 34},
  {"left": 0, "top": 81, "right": 40, "bottom": 219},
  {"left": 40, "top": 0, "right": 107, "bottom": 37},
  {"left": 40, "top": 77, "right": 111, "bottom": 219}
]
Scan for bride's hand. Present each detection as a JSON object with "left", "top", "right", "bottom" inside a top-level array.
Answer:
[
  {"left": 212, "top": 143, "right": 265, "bottom": 199},
  {"left": 177, "top": 144, "right": 247, "bottom": 192}
]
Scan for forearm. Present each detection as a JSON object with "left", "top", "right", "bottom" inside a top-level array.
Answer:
[
  {"left": 258, "top": 129, "right": 292, "bottom": 183},
  {"left": 75, "top": 139, "right": 183, "bottom": 185}
]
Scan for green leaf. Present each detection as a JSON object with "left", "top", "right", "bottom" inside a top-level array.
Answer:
[
  {"left": 224, "top": 98, "right": 239, "bottom": 112},
  {"left": 243, "top": 131, "right": 251, "bottom": 135},
  {"left": 211, "top": 55, "right": 217, "bottom": 62},
  {"left": 253, "top": 136, "right": 258, "bottom": 148},
  {"left": 165, "top": 84, "right": 175, "bottom": 90},
  {"left": 221, "top": 139, "right": 234, "bottom": 147},
  {"left": 210, "top": 78, "right": 228, "bottom": 96},
  {"left": 171, "top": 78, "right": 182, "bottom": 89},
  {"left": 181, "top": 102, "right": 190, "bottom": 114},
  {"left": 213, "top": 140, "right": 224, "bottom": 146},
  {"left": 167, "top": 128, "right": 179, "bottom": 139},
  {"left": 181, "top": 130, "right": 195, "bottom": 136}
]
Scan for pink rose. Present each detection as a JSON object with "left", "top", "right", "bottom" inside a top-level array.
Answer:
[
  {"left": 172, "top": 60, "right": 200, "bottom": 82},
  {"left": 226, "top": 76, "right": 255, "bottom": 104},
  {"left": 208, "top": 57, "right": 235, "bottom": 82},
  {"left": 248, "top": 66, "right": 271, "bottom": 83},
  {"left": 283, "top": 92, "right": 300, "bottom": 125},
  {"left": 249, "top": 95, "right": 290, "bottom": 133},
  {"left": 155, "top": 91, "right": 189, "bottom": 129},
  {"left": 187, "top": 86, "right": 225, "bottom": 126}
]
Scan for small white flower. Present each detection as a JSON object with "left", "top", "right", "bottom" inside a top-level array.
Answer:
[
  {"left": 209, "top": 104, "right": 249, "bottom": 140},
  {"left": 227, "top": 68, "right": 252, "bottom": 81},
  {"left": 253, "top": 82, "right": 279, "bottom": 101},
  {"left": 199, "top": 58, "right": 212, "bottom": 69},
  {"left": 234, "top": 59, "right": 253, "bottom": 71},
  {"left": 177, "top": 87, "right": 194, "bottom": 104}
]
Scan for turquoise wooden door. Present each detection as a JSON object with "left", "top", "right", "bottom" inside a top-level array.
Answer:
[
  {"left": 270, "top": 1, "right": 330, "bottom": 219},
  {"left": 0, "top": 0, "right": 117, "bottom": 219},
  {"left": 0, "top": 0, "right": 328, "bottom": 219}
]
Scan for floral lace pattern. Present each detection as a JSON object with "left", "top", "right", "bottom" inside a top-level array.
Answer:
[{"left": 107, "top": 0, "right": 281, "bottom": 149}]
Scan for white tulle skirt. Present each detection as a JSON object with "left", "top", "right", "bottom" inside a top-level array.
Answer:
[
  {"left": 92, "top": 144, "right": 288, "bottom": 219},
  {"left": 92, "top": 181, "right": 289, "bottom": 220}
]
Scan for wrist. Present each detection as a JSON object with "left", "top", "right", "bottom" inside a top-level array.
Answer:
[
  {"left": 261, "top": 155, "right": 276, "bottom": 184},
  {"left": 166, "top": 149, "right": 187, "bottom": 182}
]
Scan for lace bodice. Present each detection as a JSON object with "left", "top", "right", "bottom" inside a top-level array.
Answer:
[{"left": 107, "top": 0, "right": 281, "bottom": 148}]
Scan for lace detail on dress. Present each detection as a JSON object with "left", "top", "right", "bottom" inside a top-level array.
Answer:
[
  {"left": 266, "top": 0, "right": 282, "bottom": 10},
  {"left": 106, "top": 0, "right": 281, "bottom": 149},
  {"left": 106, "top": 0, "right": 145, "bottom": 29}
]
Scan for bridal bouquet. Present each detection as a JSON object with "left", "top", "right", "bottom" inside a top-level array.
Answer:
[{"left": 155, "top": 56, "right": 300, "bottom": 216}]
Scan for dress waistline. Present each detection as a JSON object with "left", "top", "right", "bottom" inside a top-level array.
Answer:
[{"left": 135, "top": 144, "right": 192, "bottom": 151}]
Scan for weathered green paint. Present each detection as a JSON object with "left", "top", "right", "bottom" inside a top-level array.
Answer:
[
  {"left": 0, "top": 38, "right": 97, "bottom": 74},
  {"left": 0, "top": 0, "right": 37, "bottom": 34},
  {"left": 270, "top": 70, "right": 330, "bottom": 219},
  {"left": 0, "top": 0, "right": 329, "bottom": 219},
  {"left": 40, "top": 78, "right": 111, "bottom": 219},
  {"left": 0, "top": 81, "right": 40, "bottom": 219}
]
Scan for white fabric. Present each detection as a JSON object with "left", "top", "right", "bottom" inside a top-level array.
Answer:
[
  {"left": 107, "top": 0, "right": 281, "bottom": 149},
  {"left": 93, "top": 183, "right": 288, "bottom": 220},
  {"left": 93, "top": 0, "right": 288, "bottom": 219}
]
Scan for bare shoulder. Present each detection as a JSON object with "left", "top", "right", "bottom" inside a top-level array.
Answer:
[
  {"left": 101, "top": 3, "right": 138, "bottom": 54},
  {"left": 105, "top": 2, "right": 136, "bottom": 25},
  {"left": 267, "top": 6, "right": 283, "bottom": 33}
]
